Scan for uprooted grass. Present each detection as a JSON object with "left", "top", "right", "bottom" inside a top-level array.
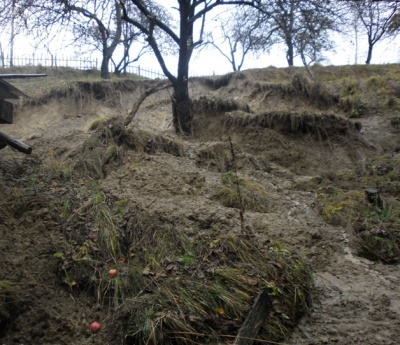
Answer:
[
  {"left": 213, "top": 170, "right": 270, "bottom": 212},
  {"left": 23, "top": 149, "right": 314, "bottom": 344},
  {"left": 0, "top": 280, "right": 21, "bottom": 334},
  {"left": 224, "top": 111, "right": 362, "bottom": 140},
  {"left": 193, "top": 95, "right": 251, "bottom": 115},
  {"left": 245, "top": 73, "right": 338, "bottom": 108},
  {"left": 68, "top": 117, "right": 185, "bottom": 179},
  {"left": 199, "top": 71, "right": 246, "bottom": 90},
  {"left": 54, "top": 189, "right": 313, "bottom": 344},
  {"left": 316, "top": 186, "right": 400, "bottom": 264},
  {"left": 4, "top": 66, "right": 146, "bottom": 102},
  {"left": 116, "top": 237, "right": 313, "bottom": 345},
  {"left": 22, "top": 78, "right": 146, "bottom": 107}
]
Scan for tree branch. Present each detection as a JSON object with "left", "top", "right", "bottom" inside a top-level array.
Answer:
[{"left": 124, "top": 81, "right": 172, "bottom": 128}]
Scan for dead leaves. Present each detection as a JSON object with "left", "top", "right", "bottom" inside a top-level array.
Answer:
[{"left": 142, "top": 265, "right": 154, "bottom": 276}]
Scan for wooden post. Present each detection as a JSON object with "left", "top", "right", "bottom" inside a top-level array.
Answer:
[
  {"left": 365, "top": 189, "right": 384, "bottom": 209},
  {"left": 0, "top": 131, "right": 32, "bottom": 154},
  {"left": 0, "top": 99, "right": 13, "bottom": 124},
  {"left": 234, "top": 289, "right": 272, "bottom": 345}
]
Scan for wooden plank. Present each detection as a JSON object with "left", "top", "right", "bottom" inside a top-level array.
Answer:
[
  {"left": 0, "top": 74, "right": 47, "bottom": 79},
  {"left": 0, "top": 78, "right": 29, "bottom": 99},
  {"left": 0, "top": 99, "right": 13, "bottom": 124},
  {"left": 234, "top": 289, "right": 272, "bottom": 345},
  {"left": 0, "top": 131, "right": 32, "bottom": 154}
]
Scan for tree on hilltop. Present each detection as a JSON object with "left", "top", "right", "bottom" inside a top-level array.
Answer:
[
  {"left": 346, "top": 0, "right": 399, "bottom": 64},
  {"left": 206, "top": 6, "right": 277, "bottom": 72},
  {"left": 0, "top": 0, "right": 157, "bottom": 78},
  {"left": 255, "top": 0, "right": 336, "bottom": 68},
  {"left": 119, "top": 0, "right": 260, "bottom": 136}
]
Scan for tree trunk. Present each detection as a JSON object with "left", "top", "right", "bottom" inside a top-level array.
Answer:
[
  {"left": 100, "top": 54, "right": 111, "bottom": 79},
  {"left": 10, "top": 0, "right": 15, "bottom": 67},
  {"left": 365, "top": 42, "right": 373, "bottom": 64},
  {"left": 172, "top": 81, "right": 193, "bottom": 135},
  {"left": 234, "top": 289, "right": 272, "bottom": 345},
  {"left": 171, "top": 1, "right": 194, "bottom": 136},
  {"left": 286, "top": 41, "right": 294, "bottom": 66}
]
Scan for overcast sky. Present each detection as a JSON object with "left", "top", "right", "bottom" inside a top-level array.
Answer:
[
  {"left": 11, "top": 29, "right": 400, "bottom": 76},
  {"left": 4, "top": 2, "right": 400, "bottom": 77}
]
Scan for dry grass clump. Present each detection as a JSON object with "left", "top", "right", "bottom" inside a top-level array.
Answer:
[
  {"left": 193, "top": 95, "right": 250, "bottom": 115},
  {"left": 315, "top": 154, "right": 400, "bottom": 263},
  {"left": 245, "top": 73, "right": 338, "bottom": 108},
  {"left": 35, "top": 117, "right": 183, "bottom": 182},
  {"left": 337, "top": 78, "right": 367, "bottom": 118},
  {"left": 115, "top": 234, "right": 313, "bottom": 345},
  {"left": 71, "top": 129, "right": 124, "bottom": 179},
  {"left": 123, "top": 130, "right": 184, "bottom": 157},
  {"left": 391, "top": 116, "right": 400, "bottom": 128},
  {"left": 358, "top": 155, "right": 400, "bottom": 197},
  {"left": 50, "top": 183, "right": 313, "bottom": 344},
  {"left": 317, "top": 187, "right": 366, "bottom": 227},
  {"left": 290, "top": 74, "right": 338, "bottom": 107},
  {"left": 24, "top": 78, "right": 143, "bottom": 107},
  {"left": 213, "top": 171, "right": 270, "bottom": 212},
  {"left": 224, "top": 111, "right": 361, "bottom": 140},
  {"left": 194, "top": 142, "right": 234, "bottom": 172},
  {"left": 200, "top": 72, "right": 246, "bottom": 90},
  {"left": 241, "top": 65, "right": 400, "bottom": 116},
  {"left": 68, "top": 117, "right": 126, "bottom": 179},
  {"left": 4, "top": 65, "right": 146, "bottom": 100},
  {"left": 0, "top": 280, "right": 21, "bottom": 331},
  {"left": 316, "top": 185, "right": 400, "bottom": 264}
]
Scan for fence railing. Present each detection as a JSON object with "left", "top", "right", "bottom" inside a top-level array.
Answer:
[
  {"left": 0, "top": 54, "right": 167, "bottom": 80},
  {"left": 119, "top": 65, "right": 166, "bottom": 79}
]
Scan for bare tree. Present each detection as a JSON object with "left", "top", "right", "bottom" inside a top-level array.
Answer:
[
  {"left": 347, "top": 0, "right": 399, "bottom": 65},
  {"left": 256, "top": 0, "right": 336, "bottom": 67},
  {"left": 55, "top": 0, "right": 127, "bottom": 79},
  {"left": 0, "top": 0, "right": 32, "bottom": 66},
  {"left": 111, "top": 24, "right": 148, "bottom": 75},
  {"left": 207, "top": 6, "right": 276, "bottom": 72},
  {"left": 295, "top": 5, "right": 336, "bottom": 77},
  {"left": 388, "top": 7, "right": 400, "bottom": 34},
  {"left": 120, "top": 0, "right": 259, "bottom": 135},
  {"left": 0, "top": 0, "right": 152, "bottom": 78}
]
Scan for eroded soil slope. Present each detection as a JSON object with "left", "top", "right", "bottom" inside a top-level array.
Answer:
[{"left": 1, "top": 66, "right": 400, "bottom": 345}]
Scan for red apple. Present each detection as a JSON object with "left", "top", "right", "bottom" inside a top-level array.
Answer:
[
  {"left": 108, "top": 269, "right": 117, "bottom": 277},
  {"left": 90, "top": 321, "right": 101, "bottom": 333}
]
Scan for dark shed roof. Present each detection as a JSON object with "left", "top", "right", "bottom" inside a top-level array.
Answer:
[{"left": 0, "top": 78, "right": 29, "bottom": 99}]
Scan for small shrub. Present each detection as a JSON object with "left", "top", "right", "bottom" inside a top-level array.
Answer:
[
  {"left": 358, "top": 234, "right": 399, "bottom": 264},
  {"left": 214, "top": 172, "right": 270, "bottom": 212}
]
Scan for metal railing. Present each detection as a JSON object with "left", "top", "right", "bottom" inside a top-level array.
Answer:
[{"left": 0, "top": 54, "right": 166, "bottom": 80}]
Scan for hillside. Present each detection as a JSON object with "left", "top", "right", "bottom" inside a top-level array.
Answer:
[{"left": 0, "top": 64, "right": 399, "bottom": 345}]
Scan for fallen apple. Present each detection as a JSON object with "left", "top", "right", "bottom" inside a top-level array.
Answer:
[
  {"left": 108, "top": 269, "right": 117, "bottom": 277},
  {"left": 90, "top": 321, "right": 101, "bottom": 333}
]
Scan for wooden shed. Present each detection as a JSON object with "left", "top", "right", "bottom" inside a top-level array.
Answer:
[{"left": 0, "top": 74, "right": 46, "bottom": 153}]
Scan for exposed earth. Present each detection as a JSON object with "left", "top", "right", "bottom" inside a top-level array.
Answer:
[{"left": 0, "top": 65, "right": 399, "bottom": 345}]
